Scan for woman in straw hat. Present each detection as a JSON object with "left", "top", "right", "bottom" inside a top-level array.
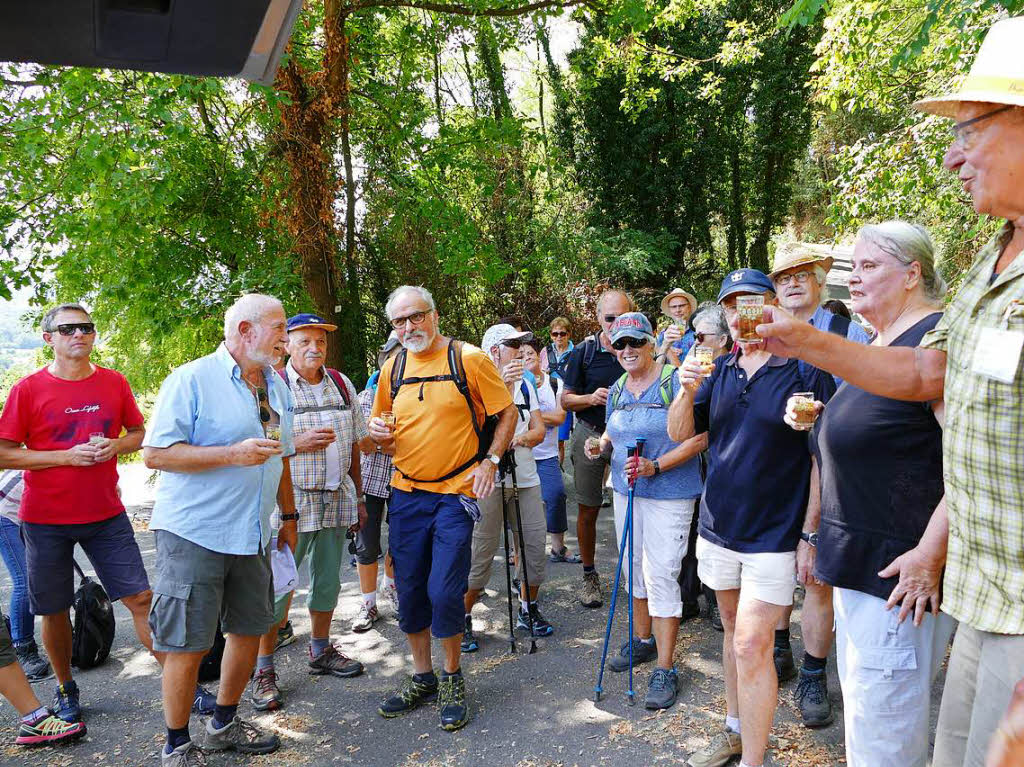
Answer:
[{"left": 755, "top": 17, "right": 1024, "bottom": 767}]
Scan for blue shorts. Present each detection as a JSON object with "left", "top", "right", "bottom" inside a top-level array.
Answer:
[
  {"left": 388, "top": 488, "right": 474, "bottom": 639},
  {"left": 536, "top": 456, "right": 567, "bottom": 534},
  {"left": 22, "top": 512, "right": 150, "bottom": 616}
]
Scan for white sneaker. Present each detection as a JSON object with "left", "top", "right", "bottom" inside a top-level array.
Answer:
[
  {"left": 352, "top": 602, "right": 379, "bottom": 633},
  {"left": 379, "top": 584, "right": 400, "bottom": 617}
]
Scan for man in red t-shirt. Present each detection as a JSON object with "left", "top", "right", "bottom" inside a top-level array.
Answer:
[{"left": 0, "top": 303, "right": 154, "bottom": 725}]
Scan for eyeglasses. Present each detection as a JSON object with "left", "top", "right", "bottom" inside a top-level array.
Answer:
[
  {"left": 695, "top": 332, "right": 720, "bottom": 343},
  {"left": 501, "top": 333, "right": 535, "bottom": 350},
  {"left": 550, "top": 330, "right": 567, "bottom": 337},
  {"left": 611, "top": 337, "right": 649, "bottom": 350},
  {"left": 774, "top": 270, "right": 814, "bottom": 287},
  {"left": 255, "top": 387, "right": 271, "bottom": 424},
  {"left": 951, "top": 105, "right": 1013, "bottom": 147},
  {"left": 55, "top": 323, "right": 96, "bottom": 336},
  {"left": 390, "top": 310, "right": 432, "bottom": 330},
  {"left": 602, "top": 314, "right": 621, "bottom": 324}
]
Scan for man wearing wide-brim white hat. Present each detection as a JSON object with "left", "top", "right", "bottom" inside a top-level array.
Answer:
[
  {"left": 754, "top": 16, "right": 1024, "bottom": 767},
  {"left": 656, "top": 288, "right": 698, "bottom": 367}
]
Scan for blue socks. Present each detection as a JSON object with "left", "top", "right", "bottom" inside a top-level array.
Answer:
[
  {"left": 165, "top": 725, "right": 190, "bottom": 754},
  {"left": 212, "top": 703, "right": 238, "bottom": 730},
  {"left": 310, "top": 637, "right": 330, "bottom": 657}
]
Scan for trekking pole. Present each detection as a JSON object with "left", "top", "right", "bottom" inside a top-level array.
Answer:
[
  {"left": 499, "top": 458, "right": 517, "bottom": 655},
  {"left": 506, "top": 451, "right": 537, "bottom": 655},
  {"left": 625, "top": 438, "right": 645, "bottom": 707}
]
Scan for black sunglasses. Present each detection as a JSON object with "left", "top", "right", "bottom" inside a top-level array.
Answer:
[
  {"left": 695, "top": 332, "right": 719, "bottom": 343},
  {"left": 550, "top": 330, "right": 567, "bottom": 337},
  {"left": 255, "top": 387, "right": 271, "bottom": 423},
  {"left": 611, "top": 337, "right": 649, "bottom": 350},
  {"left": 501, "top": 333, "right": 535, "bottom": 349},
  {"left": 55, "top": 323, "right": 96, "bottom": 336},
  {"left": 603, "top": 314, "right": 620, "bottom": 324}
]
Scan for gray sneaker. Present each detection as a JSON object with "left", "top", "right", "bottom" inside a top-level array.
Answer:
[
  {"left": 687, "top": 727, "right": 742, "bottom": 767},
  {"left": 162, "top": 741, "right": 207, "bottom": 766},
  {"left": 644, "top": 667, "right": 678, "bottom": 710},
  {"left": 579, "top": 571, "right": 603, "bottom": 608},
  {"left": 204, "top": 716, "right": 280, "bottom": 755},
  {"left": 609, "top": 636, "right": 658, "bottom": 672},
  {"left": 309, "top": 643, "right": 364, "bottom": 678},
  {"left": 795, "top": 669, "right": 834, "bottom": 727}
]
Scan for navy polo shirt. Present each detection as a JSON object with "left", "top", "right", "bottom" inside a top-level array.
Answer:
[
  {"left": 693, "top": 350, "right": 836, "bottom": 553},
  {"left": 561, "top": 333, "right": 625, "bottom": 433}
]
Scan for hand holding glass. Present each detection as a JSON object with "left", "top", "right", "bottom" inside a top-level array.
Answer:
[{"left": 736, "top": 295, "right": 764, "bottom": 342}]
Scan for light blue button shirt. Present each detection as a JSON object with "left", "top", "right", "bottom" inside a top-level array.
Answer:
[
  {"left": 810, "top": 306, "right": 871, "bottom": 385},
  {"left": 145, "top": 344, "right": 295, "bottom": 555}
]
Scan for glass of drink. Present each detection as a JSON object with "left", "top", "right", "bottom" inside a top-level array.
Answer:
[
  {"left": 694, "top": 346, "right": 714, "bottom": 376},
  {"left": 380, "top": 411, "right": 396, "bottom": 429},
  {"left": 89, "top": 432, "right": 106, "bottom": 445},
  {"left": 791, "top": 392, "right": 818, "bottom": 427},
  {"left": 585, "top": 436, "right": 601, "bottom": 459},
  {"left": 265, "top": 424, "right": 282, "bottom": 441},
  {"left": 736, "top": 295, "right": 764, "bottom": 342}
]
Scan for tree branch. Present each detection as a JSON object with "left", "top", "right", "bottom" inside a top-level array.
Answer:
[{"left": 354, "top": 0, "right": 584, "bottom": 17}]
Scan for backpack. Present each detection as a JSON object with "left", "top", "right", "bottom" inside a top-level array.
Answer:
[
  {"left": 277, "top": 367, "right": 352, "bottom": 411},
  {"left": 197, "top": 621, "right": 226, "bottom": 682},
  {"left": 580, "top": 333, "right": 601, "bottom": 371},
  {"left": 70, "top": 559, "right": 115, "bottom": 669},
  {"left": 609, "top": 364, "right": 676, "bottom": 412},
  {"left": 826, "top": 312, "right": 851, "bottom": 339},
  {"left": 514, "top": 380, "right": 533, "bottom": 422},
  {"left": 388, "top": 339, "right": 498, "bottom": 483},
  {"left": 545, "top": 344, "right": 569, "bottom": 379}
]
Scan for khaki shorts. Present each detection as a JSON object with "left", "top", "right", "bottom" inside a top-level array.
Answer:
[
  {"left": 149, "top": 530, "right": 274, "bottom": 653},
  {"left": 468, "top": 485, "right": 547, "bottom": 592},
  {"left": 696, "top": 536, "right": 796, "bottom": 606},
  {"left": 570, "top": 420, "right": 609, "bottom": 508}
]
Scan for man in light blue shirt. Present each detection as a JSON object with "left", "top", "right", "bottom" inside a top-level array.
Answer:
[{"left": 143, "top": 294, "right": 297, "bottom": 766}]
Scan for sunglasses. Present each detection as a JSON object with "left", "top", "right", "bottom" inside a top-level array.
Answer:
[
  {"left": 611, "top": 337, "right": 649, "bottom": 350},
  {"left": 695, "top": 332, "right": 719, "bottom": 343},
  {"left": 550, "top": 330, "right": 567, "bottom": 337},
  {"left": 255, "top": 387, "right": 271, "bottom": 424},
  {"left": 602, "top": 314, "right": 621, "bottom": 324},
  {"left": 55, "top": 323, "right": 96, "bottom": 336},
  {"left": 501, "top": 333, "right": 536, "bottom": 350}
]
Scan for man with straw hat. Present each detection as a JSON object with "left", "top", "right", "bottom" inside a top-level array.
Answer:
[
  {"left": 656, "top": 288, "right": 698, "bottom": 367},
  {"left": 756, "top": 17, "right": 1024, "bottom": 767}
]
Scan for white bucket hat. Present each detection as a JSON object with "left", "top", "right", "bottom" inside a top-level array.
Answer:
[{"left": 914, "top": 17, "right": 1024, "bottom": 118}]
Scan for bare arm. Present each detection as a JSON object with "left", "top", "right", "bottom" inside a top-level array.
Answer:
[
  {"left": 512, "top": 410, "right": 546, "bottom": 449},
  {"left": 143, "top": 438, "right": 281, "bottom": 473},
  {"left": 758, "top": 306, "right": 947, "bottom": 401},
  {"left": 115, "top": 425, "right": 145, "bottom": 456},
  {"left": 561, "top": 388, "right": 598, "bottom": 413},
  {"left": 653, "top": 432, "right": 707, "bottom": 471},
  {"left": 471, "top": 404, "right": 518, "bottom": 499},
  {"left": 796, "top": 456, "right": 822, "bottom": 586},
  {"left": 0, "top": 438, "right": 79, "bottom": 470},
  {"left": 275, "top": 457, "right": 298, "bottom": 551},
  {"left": 667, "top": 386, "right": 698, "bottom": 442},
  {"left": 358, "top": 435, "right": 375, "bottom": 454}
]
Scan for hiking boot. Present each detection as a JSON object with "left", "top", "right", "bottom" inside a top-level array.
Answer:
[
  {"left": 379, "top": 674, "right": 438, "bottom": 718},
  {"left": 774, "top": 645, "right": 796, "bottom": 683},
  {"left": 548, "top": 546, "right": 581, "bottom": 564},
  {"left": 50, "top": 680, "right": 81, "bottom": 723},
  {"left": 516, "top": 604, "right": 554, "bottom": 637},
  {"left": 644, "top": 667, "right": 678, "bottom": 710},
  {"left": 579, "top": 571, "right": 603, "bottom": 608},
  {"left": 192, "top": 684, "right": 217, "bottom": 716},
  {"left": 681, "top": 600, "right": 700, "bottom": 623},
  {"left": 609, "top": 636, "right": 657, "bottom": 672},
  {"left": 204, "top": 716, "right": 280, "bottom": 755},
  {"left": 687, "top": 727, "right": 742, "bottom": 767},
  {"left": 795, "top": 669, "right": 834, "bottom": 728},
  {"left": 352, "top": 602, "right": 379, "bottom": 633},
  {"left": 15, "top": 641, "right": 52, "bottom": 682},
  {"left": 380, "top": 583, "right": 400, "bottom": 616},
  {"left": 15, "top": 713, "right": 86, "bottom": 746},
  {"left": 249, "top": 668, "right": 282, "bottom": 711},
  {"left": 161, "top": 740, "right": 207, "bottom": 766},
  {"left": 274, "top": 620, "right": 296, "bottom": 651},
  {"left": 438, "top": 671, "right": 469, "bottom": 731},
  {"left": 461, "top": 615, "right": 479, "bottom": 653},
  {"left": 309, "top": 643, "right": 364, "bottom": 678}
]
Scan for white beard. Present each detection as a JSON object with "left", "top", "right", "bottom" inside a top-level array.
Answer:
[{"left": 403, "top": 331, "right": 433, "bottom": 353}]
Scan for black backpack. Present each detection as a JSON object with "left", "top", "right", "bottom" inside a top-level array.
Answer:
[
  {"left": 198, "top": 621, "right": 226, "bottom": 682},
  {"left": 71, "top": 560, "right": 115, "bottom": 669},
  {"left": 389, "top": 339, "right": 498, "bottom": 483}
]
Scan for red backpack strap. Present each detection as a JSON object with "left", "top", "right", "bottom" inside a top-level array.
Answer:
[{"left": 325, "top": 368, "right": 352, "bottom": 406}]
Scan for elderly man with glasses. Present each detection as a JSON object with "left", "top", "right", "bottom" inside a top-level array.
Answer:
[
  {"left": 757, "top": 17, "right": 1024, "bottom": 767},
  {"left": 369, "top": 286, "right": 516, "bottom": 732}
]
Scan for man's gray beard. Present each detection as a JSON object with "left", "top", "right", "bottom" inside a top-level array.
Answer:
[
  {"left": 403, "top": 332, "right": 432, "bottom": 353},
  {"left": 250, "top": 348, "right": 277, "bottom": 366}
]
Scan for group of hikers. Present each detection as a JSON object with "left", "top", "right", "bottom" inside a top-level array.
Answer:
[{"left": 0, "top": 16, "right": 1023, "bottom": 767}]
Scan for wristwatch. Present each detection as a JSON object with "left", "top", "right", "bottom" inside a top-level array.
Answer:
[
  {"left": 652, "top": 459, "right": 662, "bottom": 476},
  {"left": 486, "top": 453, "right": 501, "bottom": 467},
  {"left": 800, "top": 531, "right": 818, "bottom": 547},
  {"left": 281, "top": 512, "right": 300, "bottom": 522}
]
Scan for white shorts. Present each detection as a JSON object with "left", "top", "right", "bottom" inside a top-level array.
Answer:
[
  {"left": 695, "top": 535, "right": 796, "bottom": 606},
  {"left": 612, "top": 493, "right": 694, "bottom": 619}
]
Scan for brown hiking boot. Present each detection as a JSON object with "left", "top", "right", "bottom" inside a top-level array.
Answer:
[{"left": 579, "top": 571, "right": 603, "bottom": 608}]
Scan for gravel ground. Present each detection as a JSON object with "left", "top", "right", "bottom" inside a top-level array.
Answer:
[{"left": 0, "top": 464, "right": 946, "bottom": 766}]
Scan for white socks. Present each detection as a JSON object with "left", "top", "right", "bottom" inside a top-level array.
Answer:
[
  {"left": 725, "top": 715, "right": 741, "bottom": 734},
  {"left": 362, "top": 591, "right": 377, "bottom": 608},
  {"left": 381, "top": 575, "right": 395, "bottom": 590}
]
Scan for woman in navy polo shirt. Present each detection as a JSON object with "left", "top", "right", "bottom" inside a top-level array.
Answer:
[{"left": 669, "top": 269, "right": 835, "bottom": 767}]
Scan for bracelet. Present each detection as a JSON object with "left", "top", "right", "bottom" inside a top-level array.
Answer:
[
  {"left": 280, "top": 512, "right": 299, "bottom": 521},
  {"left": 652, "top": 459, "right": 661, "bottom": 476}
]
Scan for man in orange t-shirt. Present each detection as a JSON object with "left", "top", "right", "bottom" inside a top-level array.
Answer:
[{"left": 369, "top": 285, "right": 515, "bottom": 732}]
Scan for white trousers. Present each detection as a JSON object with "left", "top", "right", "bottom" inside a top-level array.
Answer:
[
  {"left": 834, "top": 586, "right": 956, "bottom": 767},
  {"left": 612, "top": 493, "right": 694, "bottom": 618}
]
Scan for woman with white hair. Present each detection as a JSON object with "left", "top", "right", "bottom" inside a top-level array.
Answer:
[{"left": 787, "top": 220, "right": 954, "bottom": 767}]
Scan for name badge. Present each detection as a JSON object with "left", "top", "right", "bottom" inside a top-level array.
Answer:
[{"left": 972, "top": 327, "right": 1024, "bottom": 384}]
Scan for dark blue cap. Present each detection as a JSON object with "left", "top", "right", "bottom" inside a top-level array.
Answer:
[
  {"left": 716, "top": 269, "right": 775, "bottom": 303},
  {"left": 287, "top": 313, "right": 338, "bottom": 333}
]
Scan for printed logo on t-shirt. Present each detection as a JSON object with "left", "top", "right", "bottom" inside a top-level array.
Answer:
[{"left": 65, "top": 404, "right": 101, "bottom": 414}]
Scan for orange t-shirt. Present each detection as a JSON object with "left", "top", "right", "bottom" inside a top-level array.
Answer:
[{"left": 372, "top": 340, "right": 513, "bottom": 498}]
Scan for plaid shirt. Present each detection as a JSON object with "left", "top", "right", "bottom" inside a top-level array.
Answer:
[
  {"left": 921, "top": 222, "right": 1024, "bottom": 634},
  {"left": 359, "top": 386, "right": 393, "bottom": 499},
  {"left": 0, "top": 469, "right": 22, "bottom": 524},
  {"left": 274, "top": 365, "right": 368, "bottom": 533}
]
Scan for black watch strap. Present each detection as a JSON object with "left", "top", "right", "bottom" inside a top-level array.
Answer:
[
  {"left": 652, "top": 459, "right": 661, "bottom": 476},
  {"left": 280, "top": 512, "right": 300, "bottom": 522},
  {"left": 800, "top": 531, "right": 818, "bottom": 547}
]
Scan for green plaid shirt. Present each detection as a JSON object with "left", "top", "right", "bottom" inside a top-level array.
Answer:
[{"left": 921, "top": 223, "right": 1024, "bottom": 634}]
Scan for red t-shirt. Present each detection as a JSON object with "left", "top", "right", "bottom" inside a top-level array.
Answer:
[{"left": 0, "top": 366, "right": 145, "bottom": 524}]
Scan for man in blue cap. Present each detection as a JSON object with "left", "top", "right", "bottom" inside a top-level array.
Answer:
[
  {"left": 668, "top": 270, "right": 836, "bottom": 767},
  {"left": 251, "top": 312, "right": 369, "bottom": 712}
]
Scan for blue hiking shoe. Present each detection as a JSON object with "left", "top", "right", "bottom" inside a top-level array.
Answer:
[
  {"left": 460, "top": 615, "right": 479, "bottom": 653},
  {"left": 51, "top": 680, "right": 81, "bottom": 723},
  {"left": 644, "top": 667, "right": 678, "bottom": 710},
  {"left": 516, "top": 603, "right": 554, "bottom": 637},
  {"left": 192, "top": 684, "right": 217, "bottom": 716}
]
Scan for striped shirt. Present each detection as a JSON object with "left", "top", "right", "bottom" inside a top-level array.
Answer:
[
  {"left": 358, "top": 387, "right": 393, "bottom": 500},
  {"left": 921, "top": 222, "right": 1024, "bottom": 634}
]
